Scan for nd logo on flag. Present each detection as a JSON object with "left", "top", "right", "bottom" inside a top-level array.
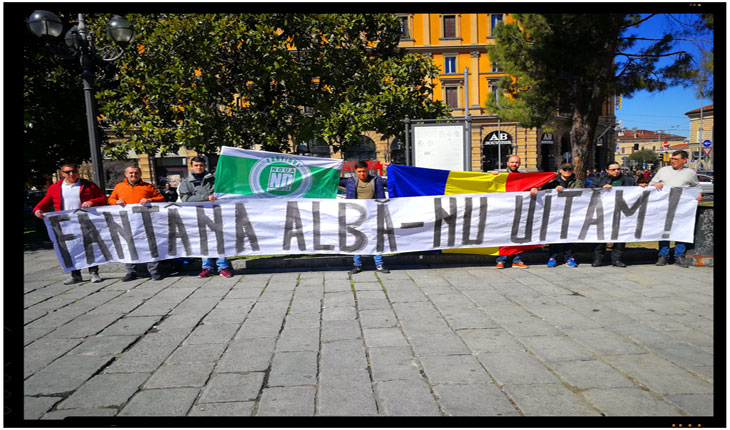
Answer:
[{"left": 214, "top": 146, "right": 344, "bottom": 199}]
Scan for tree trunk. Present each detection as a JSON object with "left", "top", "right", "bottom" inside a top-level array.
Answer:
[{"left": 572, "top": 14, "right": 624, "bottom": 186}]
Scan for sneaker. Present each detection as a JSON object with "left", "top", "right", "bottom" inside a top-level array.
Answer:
[
  {"left": 612, "top": 261, "right": 627, "bottom": 268},
  {"left": 151, "top": 273, "right": 164, "bottom": 281},
  {"left": 122, "top": 273, "right": 137, "bottom": 282},
  {"left": 565, "top": 258, "right": 578, "bottom": 268},
  {"left": 495, "top": 262, "right": 505, "bottom": 269},
  {"left": 546, "top": 258, "right": 557, "bottom": 268},
  {"left": 655, "top": 255, "right": 668, "bottom": 266},
  {"left": 676, "top": 256, "right": 690, "bottom": 268},
  {"left": 591, "top": 259, "right": 602, "bottom": 267},
  {"left": 219, "top": 268, "right": 233, "bottom": 278},
  {"left": 63, "top": 275, "right": 82, "bottom": 285},
  {"left": 198, "top": 269, "right": 214, "bottom": 278},
  {"left": 376, "top": 265, "right": 390, "bottom": 273},
  {"left": 512, "top": 261, "right": 529, "bottom": 268},
  {"left": 90, "top": 273, "right": 103, "bottom": 283},
  {"left": 348, "top": 266, "right": 363, "bottom": 275}
]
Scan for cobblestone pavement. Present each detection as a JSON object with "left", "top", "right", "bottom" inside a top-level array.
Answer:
[{"left": 18, "top": 248, "right": 714, "bottom": 420}]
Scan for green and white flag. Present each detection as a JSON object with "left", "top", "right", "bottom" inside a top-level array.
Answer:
[{"left": 213, "top": 146, "right": 344, "bottom": 199}]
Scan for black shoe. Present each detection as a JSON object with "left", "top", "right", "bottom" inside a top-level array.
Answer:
[
  {"left": 151, "top": 273, "right": 164, "bottom": 281},
  {"left": 591, "top": 259, "right": 602, "bottom": 267},
  {"left": 122, "top": 273, "right": 137, "bottom": 282},
  {"left": 612, "top": 261, "right": 627, "bottom": 268},
  {"left": 676, "top": 256, "right": 690, "bottom": 268},
  {"left": 656, "top": 256, "right": 668, "bottom": 266},
  {"left": 348, "top": 266, "right": 363, "bottom": 275},
  {"left": 376, "top": 265, "right": 390, "bottom": 273}
]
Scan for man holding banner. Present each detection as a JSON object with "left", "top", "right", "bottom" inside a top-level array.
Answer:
[
  {"left": 178, "top": 156, "right": 233, "bottom": 278},
  {"left": 590, "top": 161, "right": 644, "bottom": 267},
  {"left": 649, "top": 150, "right": 702, "bottom": 268},
  {"left": 541, "top": 162, "right": 582, "bottom": 268},
  {"left": 340, "top": 161, "right": 390, "bottom": 274},
  {"left": 108, "top": 166, "right": 167, "bottom": 281},
  {"left": 495, "top": 155, "right": 539, "bottom": 269},
  {"left": 33, "top": 162, "right": 107, "bottom": 284}
]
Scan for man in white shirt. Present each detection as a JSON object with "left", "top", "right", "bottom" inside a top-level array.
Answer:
[
  {"left": 649, "top": 150, "right": 703, "bottom": 268},
  {"left": 33, "top": 163, "right": 107, "bottom": 283}
]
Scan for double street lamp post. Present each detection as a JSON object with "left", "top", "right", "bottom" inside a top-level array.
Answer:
[{"left": 27, "top": 11, "right": 136, "bottom": 191}]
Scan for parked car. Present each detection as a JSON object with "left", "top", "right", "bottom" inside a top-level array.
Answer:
[{"left": 697, "top": 174, "right": 713, "bottom": 200}]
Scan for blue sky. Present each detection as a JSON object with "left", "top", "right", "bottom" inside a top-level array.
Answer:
[{"left": 615, "top": 14, "right": 713, "bottom": 139}]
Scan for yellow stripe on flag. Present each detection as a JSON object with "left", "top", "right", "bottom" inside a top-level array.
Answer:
[
  {"left": 444, "top": 171, "right": 508, "bottom": 195},
  {"left": 442, "top": 247, "right": 501, "bottom": 256}
]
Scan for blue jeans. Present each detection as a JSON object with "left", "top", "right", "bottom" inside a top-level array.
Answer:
[
  {"left": 353, "top": 254, "right": 384, "bottom": 267},
  {"left": 496, "top": 253, "right": 523, "bottom": 264},
  {"left": 658, "top": 241, "right": 688, "bottom": 257},
  {"left": 202, "top": 257, "right": 230, "bottom": 271}
]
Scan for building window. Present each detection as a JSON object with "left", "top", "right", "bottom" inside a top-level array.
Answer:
[
  {"left": 444, "top": 56, "right": 456, "bottom": 74},
  {"left": 399, "top": 15, "right": 411, "bottom": 39},
  {"left": 491, "top": 83, "right": 500, "bottom": 102},
  {"left": 444, "top": 86, "right": 459, "bottom": 109},
  {"left": 491, "top": 62, "right": 503, "bottom": 73},
  {"left": 442, "top": 15, "right": 457, "bottom": 38},
  {"left": 490, "top": 14, "right": 503, "bottom": 36}
]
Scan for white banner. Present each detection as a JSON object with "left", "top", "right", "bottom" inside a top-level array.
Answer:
[{"left": 44, "top": 187, "right": 699, "bottom": 271}]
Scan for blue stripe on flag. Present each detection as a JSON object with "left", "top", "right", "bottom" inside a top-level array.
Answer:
[{"left": 387, "top": 165, "right": 450, "bottom": 197}]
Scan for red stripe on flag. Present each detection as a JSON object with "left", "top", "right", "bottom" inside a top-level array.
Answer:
[
  {"left": 499, "top": 245, "right": 543, "bottom": 256},
  {"left": 505, "top": 172, "right": 556, "bottom": 192}
]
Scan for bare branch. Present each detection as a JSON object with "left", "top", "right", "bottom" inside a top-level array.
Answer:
[
  {"left": 620, "top": 14, "right": 656, "bottom": 29},
  {"left": 616, "top": 50, "right": 688, "bottom": 58}
]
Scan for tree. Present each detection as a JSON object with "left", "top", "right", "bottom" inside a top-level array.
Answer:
[
  {"left": 23, "top": 12, "right": 102, "bottom": 189},
  {"left": 628, "top": 149, "right": 659, "bottom": 167},
  {"left": 486, "top": 13, "right": 713, "bottom": 183},
  {"left": 96, "top": 13, "right": 449, "bottom": 158}
]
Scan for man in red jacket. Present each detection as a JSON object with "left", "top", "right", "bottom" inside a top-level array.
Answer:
[{"left": 33, "top": 163, "right": 107, "bottom": 284}]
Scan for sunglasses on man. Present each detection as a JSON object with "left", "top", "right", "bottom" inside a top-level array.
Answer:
[{"left": 62, "top": 169, "right": 78, "bottom": 174}]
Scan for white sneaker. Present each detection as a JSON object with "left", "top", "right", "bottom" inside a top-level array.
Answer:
[
  {"left": 64, "top": 275, "right": 82, "bottom": 285},
  {"left": 90, "top": 273, "right": 103, "bottom": 283}
]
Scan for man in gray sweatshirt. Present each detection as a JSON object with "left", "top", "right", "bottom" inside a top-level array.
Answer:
[{"left": 649, "top": 150, "right": 703, "bottom": 268}]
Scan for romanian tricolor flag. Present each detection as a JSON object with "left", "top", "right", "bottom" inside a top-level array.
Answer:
[{"left": 387, "top": 165, "right": 556, "bottom": 256}]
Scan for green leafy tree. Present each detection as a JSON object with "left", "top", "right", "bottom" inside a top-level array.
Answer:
[
  {"left": 628, "top": 149, "right": 659, "bottom": 167},
  {"left": 96, "top": 13, "right": 449, "bottom": 158},
  {"left": 486, "top": 13, "right": 713, "bottom": 182}
]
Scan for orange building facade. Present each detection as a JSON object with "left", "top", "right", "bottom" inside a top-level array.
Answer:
[{"left": 396, "top": 12, "right": 617, "bottom": 173}]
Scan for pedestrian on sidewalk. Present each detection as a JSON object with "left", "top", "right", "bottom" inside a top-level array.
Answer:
[
  {"left": 541, "top": 162, "right": 583, "bottom": 268},
  {"left": 33, "top": 162, "right": 107, "bottom": 284},
  {"left": 495, "top": 155, "right": 539, "bottom": 269},
  {"left": 108, "top": 166, "right": 167, "bottom": 281},
  {"left": 649, "top": 150, "right": 703, "bottom": 268},
  {"left": 589, "top": 161, "right": 646, "bottom": 267},
  {"left": 340, "top": 160, "right": 390, "bottom": 274},
  {"left": 178, "top": 156, "right": 233, "bottom": 278}
]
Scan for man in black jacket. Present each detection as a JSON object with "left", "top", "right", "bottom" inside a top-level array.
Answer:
[
  {"left": 589, "top": 161, "right": 647, "bottom": 267},
  {"left": 542, "top": 163, "right": 584, "bottom": 267}
]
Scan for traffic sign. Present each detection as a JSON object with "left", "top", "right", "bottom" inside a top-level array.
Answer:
[
  {"left": 702, "top": 139, "right": 712, "bottom": 148},
  {"left": 663, "top": 141, "right": 669, "bottom": 148}
]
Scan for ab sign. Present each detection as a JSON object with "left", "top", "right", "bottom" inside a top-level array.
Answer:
[{"left": 484, "top": 131, "right": 513, "bottom": 145}]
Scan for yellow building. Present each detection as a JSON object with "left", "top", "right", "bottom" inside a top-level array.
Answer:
[
  {"left": 614, "top": 128, "right": 687, "bottom": 171},
  {"left": 685, "top": 104, "right": 714, "bottom": 171},
  {"left": 397, "top": 13, "right": 616, "bottom": 173}
]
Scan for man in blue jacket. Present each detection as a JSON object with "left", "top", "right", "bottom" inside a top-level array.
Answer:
[{"left": 339, "top": 161, "right": 389, "bottom": 274}]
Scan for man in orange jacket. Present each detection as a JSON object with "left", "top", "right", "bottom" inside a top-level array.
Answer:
[
  {"left": 33, "top": 162, "right": 107, "bottom": 284},
  {"left": 108, "top": 166, "right": 166, "bottom": 281}
]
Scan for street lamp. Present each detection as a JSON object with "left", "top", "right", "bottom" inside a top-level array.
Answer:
[{"left": 27, "top": 11, "right": 135, "bottom": 191}]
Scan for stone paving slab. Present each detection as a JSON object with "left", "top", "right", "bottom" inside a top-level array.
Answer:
[{"left": 17, "top": 247, "right": 716, "bottom": 421}]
